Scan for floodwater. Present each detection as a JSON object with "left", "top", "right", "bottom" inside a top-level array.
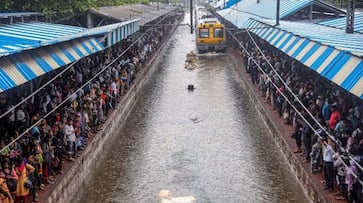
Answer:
[{"left": 74, "top": 16, "right": 310, "bottom": 203}]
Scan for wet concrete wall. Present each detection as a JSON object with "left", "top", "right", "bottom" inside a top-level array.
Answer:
[
  {"left": 44, "top": 16, "right": 183, "bottom": 203},
  {"left": 228, "top": 49, "right": 325, "bottom": 203}
]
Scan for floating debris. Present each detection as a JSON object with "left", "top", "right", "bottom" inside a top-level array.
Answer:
[
  {"left": 185, "top": 51, "right": 199, "bottom": 70},
  {"left": 187, "top": 84, "right": 195, "bottom": 91}
]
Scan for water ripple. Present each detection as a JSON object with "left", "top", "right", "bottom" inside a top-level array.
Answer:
[{"left": 75, "top": 15, "right": 309, "bottom": 203}]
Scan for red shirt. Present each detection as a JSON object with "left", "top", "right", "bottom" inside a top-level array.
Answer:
[{"left": 329, "top": 110, "right": 341, "bottom": 130}]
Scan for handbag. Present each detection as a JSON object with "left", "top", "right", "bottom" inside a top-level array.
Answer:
[
  {"left": 24, "top": 176, "right": 33, "bottom": 189},
  {"left": 6, "top": 179, "right": 17, "bottom": 192}
]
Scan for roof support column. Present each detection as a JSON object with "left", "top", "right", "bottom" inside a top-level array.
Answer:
[
  {"left": 275, "top": 0, "right": 280, "bottom": 26},
  {"left": 346, "top": 0, "right": 355, "bottom": 33},
  {"left": 309, "top": 4, "right": 313, "bottom": 22},
  {"left": 87, "top": 11, "right": 93, "bottom": 28}
]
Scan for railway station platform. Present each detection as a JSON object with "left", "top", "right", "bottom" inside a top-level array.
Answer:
[{"left": 228, "top": 47, "right": 346, "bottom": 203}]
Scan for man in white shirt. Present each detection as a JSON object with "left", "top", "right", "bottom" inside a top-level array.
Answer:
[
  {"left": 323, "top": 137, "right": 335, "bottom": 192},
  {"left": 15, "top": 106, "right": 27, "bottom": 127},
  {"left": 64, "top": 118, "right": 76, "bottom": 161}
]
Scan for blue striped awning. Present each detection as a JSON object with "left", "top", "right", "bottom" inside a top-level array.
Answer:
[
  {"left": 319, "top": 13, "right": 363, "bottom": 34},
  {"left": 246, "top": 18, "right": 363, "bottom": 99},
  {"left": 0, "top": 22, "right": 86, "bottom": 57},
  {"left": 106, "top": 20, "right": 140, "bottom": 47},
  {"left": 0, "top": 37, "right": 104, "bottom": 93},
  {"left": 69, "top": 19, "right": 140, "bottom": 48}
]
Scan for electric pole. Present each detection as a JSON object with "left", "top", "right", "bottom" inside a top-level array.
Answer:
[
  {"left": 346, "top": 0, "right": 355, "bottom": 33},
  {"left": 190, "top": 0, "right": 193, "bottom": 33},
  {"left": 275, "top": 0, "right": 280, "bottom": 26}
]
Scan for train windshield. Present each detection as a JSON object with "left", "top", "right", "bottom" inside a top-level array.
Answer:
[
  {"left": 199, "top": 28, "right": 209, "bottom": 38},
  {"left": 213, "top": 28, "right": 224, "bottom": 38}
]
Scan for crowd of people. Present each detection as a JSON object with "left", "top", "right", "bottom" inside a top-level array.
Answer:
[
  {"left": 0, "top": 11, "right": 182, "bottom": 203},
  {"left": 1, "top": 9, "right": 360, "bottom": 202},
  {"left": 235, "top": 32, "right": 363, "bottom": 202}
]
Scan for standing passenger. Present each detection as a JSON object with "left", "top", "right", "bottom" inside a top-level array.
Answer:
[
  {"left": 64, "top": 119, "right": 76, "bottom": 162},
  {"left": 322, "top": 98, "right": 331, "bottom": 128},
  {"left": 301, "top": 116, "right": 312, "bottom": 163},
  {"left": 323, "top": 137, "right": 335, "bottom": 192},
  {"left": 0, "top": 174, "right": 13, "bottom": 203},
  {"left": 346, "top": 159, "right": 358, "bottom": 203},
  {"left": 310, "top": 137, "right": 322, "bottom": 173},
  {"left": 14, "top": 159, "right": 34, "bottom": 203},
  {"left": 329, "top": 104, "right": 341, "bottom": 133}
]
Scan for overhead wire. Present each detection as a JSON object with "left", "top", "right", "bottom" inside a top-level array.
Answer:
[
  {"left": 228, "top": 29, "right": 363, "bottom": 186},
  {"left": 219, "top": 4, "right": 363, "bottom": 172},
  {"left": 0, "top": 36, "right": 108, "bottom": 121},
  {"left": 0, "top": 11, "right": 176, "bottom": 120},
  {"left": 0, "top": 11, "right": 177, "bottom": 154},
  {"left": 244, "top": 28, "right": 363, "bottom": 173}
]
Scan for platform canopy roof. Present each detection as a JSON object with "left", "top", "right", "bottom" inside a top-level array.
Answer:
[
  {"left": 0, "top": 22, "right": 86, "bottom": 57},
  {"left": 76, "top": 19, "right": 140, "bottom": 47},
  {"left": 90, "top": 3, "right": 175, "bottom": 25},
  {"left": 217, "top": 0, "right": 345, "bottom": 26},
  {"left": 0, "top": 36, "right": 104, "bottom": 93},
  {"left": 244, "top": 18, "right": 363, "bottom": 99},
  {"left": 0, "top": 15, "right": 140, "bottom": 93},
  {"left": 319, "top": 12, "right": 363, "bottom": 34},
  {"left": 217, "top": 0, "right": 363, "bottom": 99}
]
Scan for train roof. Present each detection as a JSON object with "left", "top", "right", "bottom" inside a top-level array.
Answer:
[
  {"left": 199, "top": 17, "right": 219, "bottom": 23},
  {"left": 197, "top": 18, "right": 224, "bottom": 27},
  {"left": 196, "top": 7, "right": 222, "bottom": 25}
]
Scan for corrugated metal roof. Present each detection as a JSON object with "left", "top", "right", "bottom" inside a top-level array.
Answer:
[
  {"left": 319, "top": 12, "right": 363, "bottom": 34},
  {"left": 79, "top": 19, "right": 138, "bottom": 34},
  {"left": 0, "top": 22, "right": 85, "bottom": 56},
  {"left": 217, "top": 0, "right": 362, "bottom": 99},
  {"left": 104, "top": 20, "right": 140, "bottom": 47},
  {"left": 0, "top": 19, "right": 141, "bottom": 57},
  {"left": 217, "top": 0, "right": 312, "bottom": 19},
  {"left": 52, "top": 19, "right": 140, "bottom": 45},
  {"left": 245, "top": 18, "right": 363, "bottom": 99},
  {"left": 0, "top": 18, "right": 142, "bottom": 93},
  {"left": 93, "top": 3, "right": 175, "bottom": 25},
  {"left": 0, "top": 12, "right": 43, "bottom": 18},
  {"left": 0, "top": 37, "right": 104, "bottom": 93},
  {"left": 218, "top": 7, "right": 265, "bottom": 28},
  {"left": 251, "top": 18, "right": 363, "bottom": 56}
]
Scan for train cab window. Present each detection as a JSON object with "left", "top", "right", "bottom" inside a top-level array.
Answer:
[
  {"left": 199, "top": 28, "right": 209, "bottom": 38},
  {"left": 213, "top": 28, "right": 224, "bottom": 38}
]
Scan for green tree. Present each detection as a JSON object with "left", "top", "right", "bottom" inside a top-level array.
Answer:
[{"left": 0, "top": 0, "right": 149, "bottom": 19}]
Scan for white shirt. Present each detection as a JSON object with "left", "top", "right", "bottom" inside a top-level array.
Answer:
[
  {"left": 323, "top": 144, "right": 334, "bottom": 162},
  {"left": 64, "top": 124, "right": 76, "bottom": 142}
]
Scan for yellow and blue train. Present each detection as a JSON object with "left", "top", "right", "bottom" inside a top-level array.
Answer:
[{"left": 195, "top": 6, "right": 226, "bottom": 52}]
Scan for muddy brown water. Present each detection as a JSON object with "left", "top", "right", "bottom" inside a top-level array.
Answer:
[{"left": 74, "top": 15, "right": 310, "bottom": 203}]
